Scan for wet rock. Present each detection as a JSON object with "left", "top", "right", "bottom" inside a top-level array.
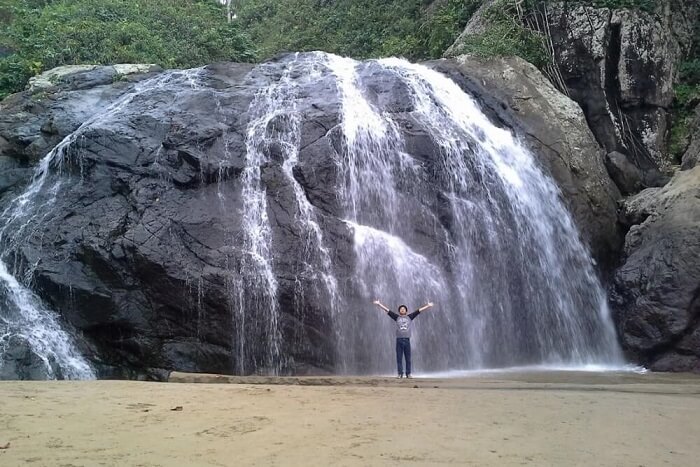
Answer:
[
  {"left": 0, "top": 55, "right": 630, "bottom": 376},
  {"left": 0, "top": 65, "right": 162, "bottom": 167},
  {"left": 0, "top": 335, "right": 58, "bottom": 380}
]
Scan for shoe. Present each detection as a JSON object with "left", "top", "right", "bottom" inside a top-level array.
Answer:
[
  {"left": 406, "top": 374, "right": 412, "bottom": 379},
  {"left": 397, "top": 374, "right": 404, "bottom": 379}
]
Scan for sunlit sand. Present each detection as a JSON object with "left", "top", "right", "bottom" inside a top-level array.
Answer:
[{"left": 1, "top": 371, "right": 699, "bottom": 466}]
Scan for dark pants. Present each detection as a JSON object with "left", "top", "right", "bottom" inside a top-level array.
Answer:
[{"left": 396, "top": 337, "right": 411, "bottom": 376}]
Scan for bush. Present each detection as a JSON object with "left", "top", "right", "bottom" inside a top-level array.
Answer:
[
  {"left": 0, "top": 0, "right": 254, "bottom": 99},
  {"left": 238, "top": 0, "right": 422, "bottom": 60},
  {"left": 418, "top": 0, "right": 482, "bottom": 59},
  {"left": 451, "top": 0, "right": 549, "bottom": 68},
  {"left": 237, "top": 0, "right": 480, "bottom": 61},
  {"left": 0, "top": 55, "right": 39, "bottom": 99}
]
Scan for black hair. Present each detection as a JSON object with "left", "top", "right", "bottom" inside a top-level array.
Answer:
[{"left": 398, "top": 304, "right": 408, "bottom": 313}]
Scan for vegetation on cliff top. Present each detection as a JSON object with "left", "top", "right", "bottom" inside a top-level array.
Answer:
[
  {"left": 1, "top": 0, "right": 697, "bottom": 151},
  {"left": 237, "top": 0, "right": 479, "bottom": 61},
  {"left": 0, "top": 0, "right": 255, "bottom": 99},
  {"left": 670, "top": 19, "right": 700, "bottom": 162}
]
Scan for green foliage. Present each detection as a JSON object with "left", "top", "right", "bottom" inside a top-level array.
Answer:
[
  {"left": 452, "top": 0, "right": 549, "bottom": 68},
  {"left": 418, "top": 0, "right": 482, "bottom": 59},
  {"left": 669, "top": 84, "right": 700, "bottom": 161},
  {"left": 667, "top": 7, "right": 699, "bottom": 162},
  {"left": 238, "top": 0, "right": 421, "bottom": 59},
  {"left": 0, "top": 55, "right": 36, "bottom": 99},
  {"left": 0, "top": 0, "right": 254, "bottom": 99},
  {"left": 680, "top": 60, "right": 700, "bottom": 86},
  {"left": 237, "top": 0, "right": 479, "bottom": 61}
]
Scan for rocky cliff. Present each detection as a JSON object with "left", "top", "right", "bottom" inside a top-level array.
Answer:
[
  {"left": 445, "top": 1, "right": 700, "bottom": 372},
  {"left": 612, "top": 166, "right": 700, "bottom": 371},
  {"left": 446, "top": 1, "right": 699, "bottom": 187},
  {"left": 0, "top": 55, "right": 623, "bottom": 378}
]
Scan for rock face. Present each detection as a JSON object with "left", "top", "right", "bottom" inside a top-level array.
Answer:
[
  {"left": 436, "top": 55, "right": 622, "bottom": 269},
  {"left": 612, "top": 166, "right": 700, "bottom": 372},
  {"left": 0, "top": 55, "right": 624, "bottom": 378},
  {"left": 682, "top": 104, "right": 700, "bottom": 170},
  {"left": 445, "top": 1, "right": 698, "bottom": 192},
  {"left": 547, "top": 1, "right": 698, "bottom": 182}
]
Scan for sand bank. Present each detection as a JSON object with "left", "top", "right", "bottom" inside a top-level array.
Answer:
[{"left": 1, "top": 371, "right": 699, "bottom": 466}]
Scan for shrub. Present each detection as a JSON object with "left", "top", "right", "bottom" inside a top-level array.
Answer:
[{"left": 0, "top": 0, "right": 254, "bottom": 99}]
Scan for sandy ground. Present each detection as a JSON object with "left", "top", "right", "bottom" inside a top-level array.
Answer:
[{"left": 1, "top": 371, "right": 699, "bottom": 466}]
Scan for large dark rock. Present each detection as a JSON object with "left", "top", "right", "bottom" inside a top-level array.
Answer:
[
  {"left": 605, "top": 150, "right": 643, "bottom": 195},
  {"left": 0, "top": 64, "right": 163, "bottom": 204},
  {"left": 0, "top": 55, "right": 625, "bottom": 378},
  {"left": 612, "top": 166, "right": 700, "bottom": 371},
  {"left": 0, "top": 336, "right": 61, "bottom": 380}
]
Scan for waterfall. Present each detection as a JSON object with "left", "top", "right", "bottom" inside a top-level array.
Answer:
[
  {"left": 323, "top": 55, "right": 623, "bottom": 373},
  {"left": 0, "top": 52, "right": 624, "bottom": 378},
  {"left": 0, "top": 69, "right": 203, "bottom": 379},
  {"left": 230, "top": 52, "right": 621, "bottom": 374}
]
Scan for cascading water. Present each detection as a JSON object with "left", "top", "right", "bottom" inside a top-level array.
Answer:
[
  {"left": 0, "top": 69, "right": 204, "bottom": 379},
  {"left": 228, "top": 52, "right": 621, "bottom": 374},
  {"left": 322, "top": 55, "right": 623, "bottom": 373},
  {"left": 232, "top": 53, "right": 342, "bottom": 374},
  {"left": 0, "top": 52, "right": 624, "bottom": 378}
]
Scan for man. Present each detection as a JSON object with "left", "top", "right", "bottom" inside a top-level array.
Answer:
[{"left": 372, "top": 300, "right": 435, "bottom": 378}]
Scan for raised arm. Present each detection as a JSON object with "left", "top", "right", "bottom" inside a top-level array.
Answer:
[
  {"left": 418, "top": 302, "right": 434, "bottom": 312},
  {"left": 373, "top": 299, "right": 391, "bottom": 313}
]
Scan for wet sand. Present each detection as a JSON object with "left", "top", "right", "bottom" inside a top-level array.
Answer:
[{"left": 1, "top": 371, "right": 699, "bottom": 466}]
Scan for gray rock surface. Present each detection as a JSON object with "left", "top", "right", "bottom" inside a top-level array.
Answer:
[
  {"left": 547, "top": 1, "right": 698, "bottom": 181},
  {"left": 682, "top": 104, "right": 700, "bottom": 170},
  {"left": 445, "top": 1, "right": 699, "bottom": 192},
  {"left": 0, "top": 55, "right": 627, "bottom": 377},
  {"left": 612, "top": 166, "right": 700, "bottom": 372},
  {"left": 605, "top": 150, "right": 643, "bottom": 195}
]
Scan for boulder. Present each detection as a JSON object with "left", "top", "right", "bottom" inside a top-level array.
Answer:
[
  {"left": 0, "top": 64, "right": 163, "bottom": 166},
  {"left": 612, "top": 166, "right": 700, "bottom": 371},
  {"left": 605, "top": 150, "right": 643, "bottom": 195},
  {"left": 0, "top": 336, "right": 61, "bottom": 380},
  {"left": 0, "top": 55, "right": 625, "bottom": 377}
]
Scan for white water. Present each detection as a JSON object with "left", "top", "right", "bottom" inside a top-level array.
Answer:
[
  {"left": 232, "top": 53, "right": 342, "bottom": 374},
  {"left": 323, "top": 54, "right": 623, "bottom": 373},
  {"left": 209, "top": 52, "right": 624, "bottom": 374}
]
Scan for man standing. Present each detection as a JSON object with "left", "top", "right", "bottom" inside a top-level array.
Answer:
[{"left": 373, "top": 300, "right": 435, "bottom": 378}]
